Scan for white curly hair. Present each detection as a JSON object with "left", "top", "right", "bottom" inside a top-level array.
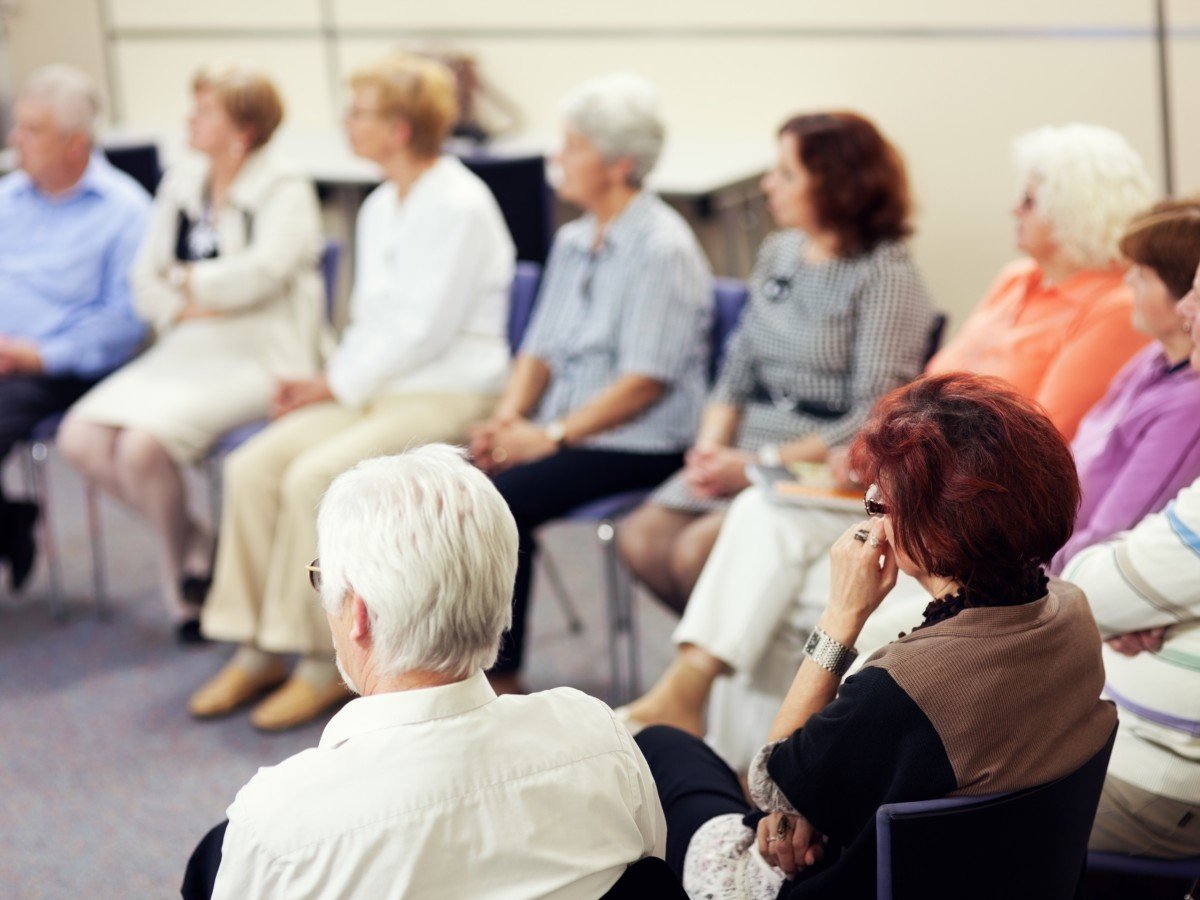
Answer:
[{"left": 1013, "top": 123, "right": 1155, "bottom": 269}]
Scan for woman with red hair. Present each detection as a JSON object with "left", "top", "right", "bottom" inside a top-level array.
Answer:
[
  {"left": 634, "top": 372, "right": 1114, "bottom": 899},
  {"left": 618, "top": 111, "right": 936, "bottom": 612}
]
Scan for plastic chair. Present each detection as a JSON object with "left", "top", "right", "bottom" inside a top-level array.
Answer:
[
  {"left": 536, "top": 280, "right": 750, "bottom": 703},
  {"left": 103, "top": 143, "right": 162, "bottom": 195},
  {"left": 460, "top": 155, "right": 554, "bottom": 266},
  {"left": 1087, "top": 851, "right": 1200, "bottom": 900},
  {"left": 924, "top": 312, "right": 948, "bottom": 366},
  {"left": 599, "top": 856, "right": 688, "bottom": 899},
  {"left": 876, "top": 725, "right": 1116, "bottom": 900},
  {"left": 19, "top": 414, "right": 107, "bottom": 619}
]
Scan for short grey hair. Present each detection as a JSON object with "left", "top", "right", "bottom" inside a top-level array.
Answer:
[
  {"left": 1013, "top": 123, "right": 1155, "bottom": 269},
  {"left": 316, "top": 445, "right": 518, "bottom": 679},
  {"left": 20, "top": 64, "right": 101, "bottom": 137},
  {"left": 561, "top": 72, "right": 665, "bottom": 187}
]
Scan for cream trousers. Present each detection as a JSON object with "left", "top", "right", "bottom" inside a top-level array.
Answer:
[{"left": 201, "top": 392, "right": 495, "bottom": 656}]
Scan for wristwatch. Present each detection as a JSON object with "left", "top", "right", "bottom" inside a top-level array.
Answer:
[
  {"left": 758, "top": 443, "right": 783, "bottom": 468},
  {"left": 544, "top": 420, "right": 567, "bottom": 448},
  {"left": 804, "top": 626, "right": 858, "bottom": 678}
]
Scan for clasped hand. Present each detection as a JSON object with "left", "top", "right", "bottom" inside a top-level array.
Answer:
[
  {"left": 756, "top": 812, "right": 824, "bottom": 879},
  {"left": 683, "top": 444, "right": 753, "bottom": 498},
  {"left": 469, "top": 415, "right": 555, "bottom": 474},
  {"left": 0, "top": 336, "right": 43, "bottom": 376},
  {"left": 272, "top": 375, "right": 334, "bottom": 419}
]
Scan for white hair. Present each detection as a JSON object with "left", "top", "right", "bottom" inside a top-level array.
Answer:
[
  {"left": 20, "top": 64, "right": 101, "bottom": 137},
  {"left": 316, "top": 445, "right": 518, "bottom": 679},
  {"left": 561, "top": 72, "right": 665, "bottom": 187},
  {"left": 1013, "top": 123, "right": 1155, "bottom": 269}
]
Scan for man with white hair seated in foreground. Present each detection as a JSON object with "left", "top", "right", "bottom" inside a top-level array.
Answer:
[{"left": 205, "top": 445, "right": 665, "bottom": 898}]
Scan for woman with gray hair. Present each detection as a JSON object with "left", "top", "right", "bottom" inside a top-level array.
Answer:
[{"left": 469, "top": 72, "right": 713, "bottom": 694}]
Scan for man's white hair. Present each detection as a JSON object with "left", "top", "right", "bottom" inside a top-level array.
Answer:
[
  {"left": 316, "top": 445, "right": 518, "bottom": 679},
  {"left": 1013, "top": 123, "right": 1154, "bottom": 269},
  {"left": 20, "top": 64, "right": 101, "bottom": 137},
  {"left": 561, "top": 72, "right": 665, "bottom": 187}
]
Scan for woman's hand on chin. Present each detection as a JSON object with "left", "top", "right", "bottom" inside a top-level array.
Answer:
[{"left": 824, "top": 518, "right": 898, "bottom": 642}]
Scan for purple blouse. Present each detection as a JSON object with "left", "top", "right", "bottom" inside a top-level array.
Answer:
[{"left": 1054, "top": 343, "right": 1200, "bottom": 571}]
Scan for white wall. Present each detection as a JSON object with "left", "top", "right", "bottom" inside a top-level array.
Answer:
[{"left": 8, "top": 0, "right": 1195, "bottom": 329}]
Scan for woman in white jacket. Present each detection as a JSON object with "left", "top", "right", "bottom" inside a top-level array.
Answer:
[
  {"left": 60, "top": 64, "right": 326, "bottom": 641},
  {"left": 186, "top": 53, "right": 515, "bottom": 731}
]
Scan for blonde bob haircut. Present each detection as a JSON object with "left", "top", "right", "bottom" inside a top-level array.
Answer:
[
  {"left": 192, "top": 63, "right": 284, "bottom": 151},
  {"left": 1013, "top": 123, "right": 1154, "bottom": 270},
  {"left": 349, "top": 53, "right": 458, "bottom": 158}
]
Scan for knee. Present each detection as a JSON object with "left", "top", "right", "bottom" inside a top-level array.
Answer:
[
  {"left": 56, "top": 415, "right": 100, "bottom": 471},
  {"left": 115, "top": 430, "right": 170, "bottom": 479},
  {"left": 224, "top": 439, "right": 276, "bottom": 495},
  {"left": 279, "top": 456, "right": 333, "bottom": 510},
  {"left": 616, "top": 505, "right": 664, "bottom": 576},
  {"left": 668, "top": 527, "right": 719, "bottom": 594}
]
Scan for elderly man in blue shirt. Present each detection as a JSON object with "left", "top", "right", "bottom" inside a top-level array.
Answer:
[{"left": 0, "top": 64, "right": 150, "bottom": 589}]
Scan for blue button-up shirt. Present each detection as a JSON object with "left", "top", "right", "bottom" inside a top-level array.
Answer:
[{"left": 0, "top": 152, "right": 151, "bottom": 377}]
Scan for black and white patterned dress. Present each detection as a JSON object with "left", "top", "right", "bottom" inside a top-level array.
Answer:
[{"left": 650, "top": 229, "right": 936, "bottom": 513}]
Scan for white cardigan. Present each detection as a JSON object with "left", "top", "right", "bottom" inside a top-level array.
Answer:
[
  {"left": 325, "top": 156, "right": 515, "bottom": 408},
  {"left": 132, "top": 149, "right": 331, "bottom": 375}
]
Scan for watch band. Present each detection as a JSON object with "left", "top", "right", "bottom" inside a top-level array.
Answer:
[
  {"left": 545, "top": 420, "right": 567, "bottom": 448},
  {"left": 804, "top": 625, "right": 858, "bottom": 678},
  {"left": 757, "top": 443, "right": 783, "bottom": 468}
]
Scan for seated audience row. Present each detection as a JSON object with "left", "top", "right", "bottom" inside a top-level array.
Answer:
[{"left": 619, "top": 196, "right": 1200, "bottom": 739}]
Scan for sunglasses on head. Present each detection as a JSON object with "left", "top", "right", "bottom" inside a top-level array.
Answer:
[{"left": 864, "top": 483, "right": 888, "bottom": 518}]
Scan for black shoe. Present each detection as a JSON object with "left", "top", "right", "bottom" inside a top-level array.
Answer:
[
  {"left": 175, "top": 618, "right": 210, "bottom": 645},
  {"left": 180, "top": 575, "right": 212, "bottom": 607},
  {"left": 4, "top": 502, "right": 39, "bottom": 593}
]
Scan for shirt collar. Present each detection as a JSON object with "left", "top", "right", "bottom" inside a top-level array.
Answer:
[
  {"left": 561, "top": 190, "right": 654, "bottom": 255},
  {"left": 12, "top": 151, "right": 110, "bottom": 201},
  {"left": 318, "top": 669, "right": 497, "bottom": 749}
]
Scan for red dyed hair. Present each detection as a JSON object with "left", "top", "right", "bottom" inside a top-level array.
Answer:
[
  {"left": 779, "top": 111, "right": 912, "bottom": 257},
  {"left": 849, "top": 373, "right": 1079, "bottom": 595}
]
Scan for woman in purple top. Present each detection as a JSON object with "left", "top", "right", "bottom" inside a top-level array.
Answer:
[{"left": 1052, "top": 201, "right": 1200, "bottom": 571}]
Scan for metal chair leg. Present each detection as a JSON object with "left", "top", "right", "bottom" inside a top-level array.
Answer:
[
  {"left": 206, "top": 456, "right": 222, "bottom": 527},
  {"left": 84, "top": 482, "right": 109, "bottom": 618},
  {"left": 537, "top": 548, "right": 585, "bottom": 634},
  {"left": 27, "top": 440, "right": 65, "bottom": 621},
  {"left": 599, "top": 518, "right": 640, "bottom": 704}
]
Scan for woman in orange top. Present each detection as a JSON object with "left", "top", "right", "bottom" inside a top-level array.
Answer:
[{"left": 927, "top": 123, "right": 1154, "bottom": 439}]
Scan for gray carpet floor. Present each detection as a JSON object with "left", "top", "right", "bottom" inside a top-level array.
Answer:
[{"left": 0, "top": 449, "right": 675, "bottom": 899}]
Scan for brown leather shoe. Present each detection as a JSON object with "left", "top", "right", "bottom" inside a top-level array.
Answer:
[
  {"left": 249, "top": 676, "right": 352, "bottom": 732},
  {"left": 188, "top": 659, "right": 289, "bottom": 719}
]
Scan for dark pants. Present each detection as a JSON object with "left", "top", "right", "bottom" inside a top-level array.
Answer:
[
  {"left": 182, "top": 820, "right": 227, "bottom": 899},
  {"left": 0, "top": 373, "right": 95, "bottom": 513},
  {"left": 490, "top": 447, "right": 682, "bottom": 674},
  {"left": 635, "top": 725, "right": 757, "bottom": 875}
]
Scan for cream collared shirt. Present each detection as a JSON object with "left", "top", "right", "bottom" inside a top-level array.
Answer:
[{"left": 212, "top": 671, "right": 666, "bottom": 899}]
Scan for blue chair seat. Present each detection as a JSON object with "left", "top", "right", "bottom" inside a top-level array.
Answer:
[{"left": 565, "top": 490, "right": 652, "bottom": 523}]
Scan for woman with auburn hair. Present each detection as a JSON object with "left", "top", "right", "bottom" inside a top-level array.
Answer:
[
  {"left": 60, "top": 63, "right": 326, "bottom": 642},
  {"left": 634, "top": 372, "right": 1115, "bottom": 899},
  {"left": 617, "top": 111, "right": 936, "bottom": 613}
]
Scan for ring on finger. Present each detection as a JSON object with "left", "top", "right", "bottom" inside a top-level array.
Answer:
[{"left": 853, "top": 527, "right": 870, "bottom": 543}]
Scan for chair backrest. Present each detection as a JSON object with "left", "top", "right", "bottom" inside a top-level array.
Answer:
[
  {"left": 460, "top": 154, "right": 554, "bottom": 265},
  {"left": 507, "top": 261, "right": 543, "bottom": 354},
  {"left": 876, "top": 724, "right": 1116, "bottom": 900},
  {"left": 711, "top": 277, "right": 750, "bottom": 380},
  {"left": 103, "top": 143, "right": 162, "bottom": 195},
  {"left": 599, "top": 856, "right": 688, "bottom": 899},
  {"left": 924, "top": 312, "right": 949, "bottom": 367},
  {"left": 318, "top": 239, "right": 342, "bottom": 322}
]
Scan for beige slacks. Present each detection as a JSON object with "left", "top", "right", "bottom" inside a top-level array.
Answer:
[
  {"left": 201, "top": 392, "right": 495, "bottom": 656},
  {"left": 1090, "top": 774, "right": 1200, "bottom": 859}
]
